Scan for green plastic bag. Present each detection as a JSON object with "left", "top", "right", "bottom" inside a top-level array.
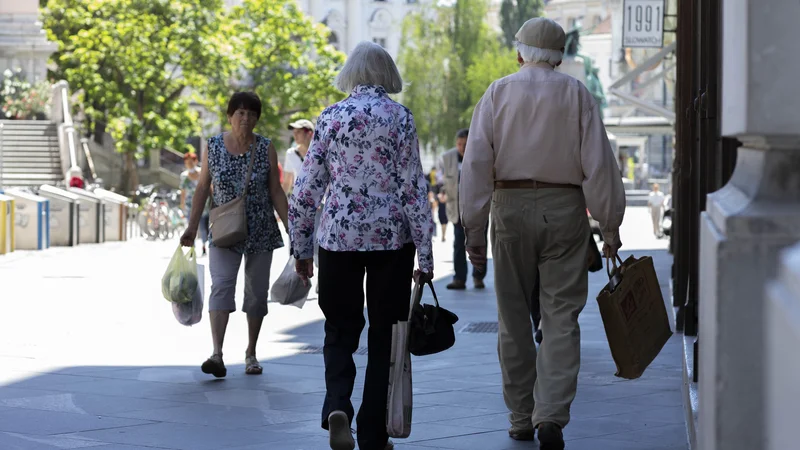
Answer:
[{"left": 162, "top": 246, "right": 198, "bottom": 304}]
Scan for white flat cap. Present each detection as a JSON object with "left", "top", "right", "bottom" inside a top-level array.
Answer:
[{"left": 515, "top": 17, "right": 566, "bottom": 51}]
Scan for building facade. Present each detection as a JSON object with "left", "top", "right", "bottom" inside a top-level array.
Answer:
[
  {"left": 225, "top": 0, "right": 426, "bottom": 59},
  {"left": 0, "top": 0, "right": 57, "bottom": 83}
]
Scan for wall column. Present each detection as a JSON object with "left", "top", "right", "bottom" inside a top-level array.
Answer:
[{"left": 697, "top": 1, "right": 800, "bottom": 449}]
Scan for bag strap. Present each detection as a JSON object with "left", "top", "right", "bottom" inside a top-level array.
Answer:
[
  {"left": 241, "top": 140, "right": 257, "bottom": 198},
  {"left": 426, "top": 281, "right": 440, "bottom": 308}
]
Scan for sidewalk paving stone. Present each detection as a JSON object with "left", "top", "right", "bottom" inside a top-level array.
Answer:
[{"left": 0, "top": 207, "right": 687, "bottom": 449}]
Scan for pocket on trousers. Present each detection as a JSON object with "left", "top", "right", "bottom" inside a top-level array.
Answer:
[
  {"left": 548, "top": 204, "right": 587, "bottom": 247},
  {"left": 491, "top": 202, "right": 520, "bottom": 244}
]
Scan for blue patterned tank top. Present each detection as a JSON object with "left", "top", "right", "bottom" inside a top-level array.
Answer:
[{"left": 207, "top": 133, "right": 284, "bottom": 255}]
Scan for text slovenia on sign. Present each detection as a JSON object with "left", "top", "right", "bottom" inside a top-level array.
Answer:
[{"left": 622, "top": 0, "right": 665, "bottom": 48}]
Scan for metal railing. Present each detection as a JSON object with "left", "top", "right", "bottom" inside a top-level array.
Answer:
[
  {"left": 80, "top": 137, "right": 98, "bottom": 181},
  {"left": 0, "top": 122, "right": 4, "bottom": 187}
]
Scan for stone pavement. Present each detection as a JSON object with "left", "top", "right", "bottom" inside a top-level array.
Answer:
[{"left": 0, "top": 207, "right": 687, "bottom": 450}]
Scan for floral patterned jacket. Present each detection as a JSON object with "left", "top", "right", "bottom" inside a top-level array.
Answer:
[{"left": 289, "top": 85, "right": 434, "bottom": 272}]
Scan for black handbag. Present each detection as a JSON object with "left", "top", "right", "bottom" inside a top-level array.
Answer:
[
  {"left": 409, "top": 280, "right": 459, "bottom": 356},
  {"left": 588, "top": 233, "right": 604, "bottom": 273}
]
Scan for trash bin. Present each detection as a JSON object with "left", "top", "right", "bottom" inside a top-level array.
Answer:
[
  {"left": 4, "top": 189, "right": 49, "bottom": 251},
  {"left": 0, "top": 194, "right": 15, "bottom": 255},
  {"left": 39, "top": 185, "right": 80, "bottom": 247},
  {"left": 93, "top": 188, "right": 129, "bottom": 242},
  {"left": 68, "top": 188, "right": 106, "bottom": 244}
]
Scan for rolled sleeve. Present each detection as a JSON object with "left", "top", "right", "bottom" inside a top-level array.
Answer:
[
  {"left": 398, "top": 113, "right": 435, "bottom": 273},
  {"left": 460, "top": 90, "right": 495, "bottom": 247},
  {"left": 580, "top": 102, "right": 626, "bottom": 247},
  {"left": 289, "top": 126, "right": 329, "bottom": 261}
]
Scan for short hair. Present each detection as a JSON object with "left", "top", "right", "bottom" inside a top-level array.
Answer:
[
  {"left": 515, "top": 41, "right": 563, "bottom": 66},
  {"left": 334, "top": 41, "right": 403, "bottom": 94},
  {"left": 226, "top": 92, "right": 262, "bottom": 119},
  {"left": 456, "top": 128, "right": 469, "bottom": 140}
]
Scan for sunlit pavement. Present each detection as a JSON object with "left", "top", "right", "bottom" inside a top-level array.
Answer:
[{"left": 0, "top": 207, "right": 686, "bottom": 450}]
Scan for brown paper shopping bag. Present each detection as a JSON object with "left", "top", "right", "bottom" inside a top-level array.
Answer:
[{"left": 596, "top": 255, "right": 673, "bottom": 379}]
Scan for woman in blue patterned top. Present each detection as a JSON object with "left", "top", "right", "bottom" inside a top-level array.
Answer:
[
  {"left": 181, "top": 92, "right": 289, "bottom": 378},
  {"left": 289, "top": 41, "right": 434, "bottom": 450}
]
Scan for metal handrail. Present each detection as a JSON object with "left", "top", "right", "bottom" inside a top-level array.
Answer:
[{"left": 80, "top": 137, "right": 98, "bottom": 181}]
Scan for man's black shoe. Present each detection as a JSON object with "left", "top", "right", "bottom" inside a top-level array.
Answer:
[
  {"left": 535, "top": 328, "right": 543, "bottom": 344},
  {"left": 508, "top": 427, "right": 535, "bottom": 441},
  {"left": 537, "top": 422, "right": 564, "bottom": 450}
]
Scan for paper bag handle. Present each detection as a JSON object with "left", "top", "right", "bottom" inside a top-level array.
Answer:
[{"left": 605, "top": 255, "right": 624, "bottom": 292}]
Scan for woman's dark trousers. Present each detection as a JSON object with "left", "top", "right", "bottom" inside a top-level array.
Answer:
[{"left": 318, "top": 244, "right": 416, "bottom": 450}]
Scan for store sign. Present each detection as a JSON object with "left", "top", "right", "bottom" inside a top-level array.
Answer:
[{"left": 622, "top": 0, "right": 665, "bottom": 48}]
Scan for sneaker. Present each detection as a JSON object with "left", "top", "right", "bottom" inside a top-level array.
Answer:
[
  {"left": 537, "top": 422, "right": 565, "bottom": 450},
  {"left": 473, "top": 277, "right": 485, "bottom": 289},
  {"left": 446, "top": 279, "right": 466, "bottom": 290},
  {"left": 508, "top": 427, "right": 535, "bottom": 441},
  {"left": 327, "top": 411, "right": 355, "bottom": 450},
  {"left": 200, "top": 354, "right": 226, "bottom": 378}
]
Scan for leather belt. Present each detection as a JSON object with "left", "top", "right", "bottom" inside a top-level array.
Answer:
[{"left": 494, "top": 180, "right": 580, "bottom": 190}]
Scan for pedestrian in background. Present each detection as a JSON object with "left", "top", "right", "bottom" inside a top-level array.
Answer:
[
  {"left": 180, "top": 91, "right": 290, "bottom": 379},
  {"left": 282, "top": 119, "right": 314, "bottom": 196},
  {"left": 437, "top": 129, "right": 487, "bottom": 290},
  {"left": 289, "top": 41, "right": 434, "bottom": 450},
  {"left": 648, "top": 183, "right": 666, "bottom": 238},
  {"left": 430, "top": 169, "right": 449, "bottom": 242},
  {"left": 459, "top": 18, "right": 626, "bottom": 450},
  {"left": 180, "top": 152, "right": 209, "bottom": 256}
]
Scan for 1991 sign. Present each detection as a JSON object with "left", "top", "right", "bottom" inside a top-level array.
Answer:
[{"left": 622, "top": 0, "right": 665, "bottom": 48}]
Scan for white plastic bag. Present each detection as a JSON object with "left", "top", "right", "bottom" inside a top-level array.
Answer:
[
  {"left": 386, "top": 320, "right": 412, "bottom": 438},
  {"left": 269, "top": 256, "right": 311, "bottom": 308},
  {"left": 162, "top": 246, "right": 198, "bottom": 304},
  {"left": 172, "top": 263, "right": 204, "bottom": 326}
]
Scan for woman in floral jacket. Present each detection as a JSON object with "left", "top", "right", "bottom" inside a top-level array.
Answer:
[{"left": 289, "top": 41, "right": 434, "bottom": 450}]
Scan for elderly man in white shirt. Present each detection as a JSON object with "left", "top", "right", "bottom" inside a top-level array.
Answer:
[{"left": 459, "top": 18, "right": 626, "bottom": 450}]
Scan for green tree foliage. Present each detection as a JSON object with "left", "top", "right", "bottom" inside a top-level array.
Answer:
[
  {"left": 399, "top": 0, "right": 520, "bottom": 153},
  {"left": 223, "top": 0, "right": 346, "bottom": 147},
  {"left": 397, "top": 8, "right": 452, "bottom": 153},
  {"left": 43, "top": 0, "right": 344, "bottom": 191},
  {"left": 499, "top": 0, "right": 544, "bottom": 49},
  {"left": 43, "top": 0, "right": 237, "bottom": 190},
  {"left": 463, "top": 42, "right": 520, "bottom": 121}
]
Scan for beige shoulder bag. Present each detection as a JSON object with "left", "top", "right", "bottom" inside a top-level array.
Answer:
[{"left": 209, "top": 142, "right": 257, "bottom": 248}]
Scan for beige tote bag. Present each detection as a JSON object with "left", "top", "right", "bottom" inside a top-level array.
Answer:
[{"left": 209, "top": 143, "right": 257, "bottom": 248}]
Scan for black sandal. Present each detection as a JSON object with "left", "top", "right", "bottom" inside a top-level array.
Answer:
[{"left": 201, "top": 354, "right": 227, "bottom": 378}]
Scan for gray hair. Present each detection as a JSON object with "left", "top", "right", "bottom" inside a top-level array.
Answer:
[
  {"left": 334, "top": 41, "right": 403, "bottom": 94},
  {"left": 515, "top": 41, "right": 563, "bottom": 66}
]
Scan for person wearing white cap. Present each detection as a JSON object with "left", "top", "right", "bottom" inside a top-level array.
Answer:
[
  {"left": 282, "top": 119, "right": 315, "bottom": 194},
  {"left": 459, "top": 17, "right": 626, "bottom": 450}
]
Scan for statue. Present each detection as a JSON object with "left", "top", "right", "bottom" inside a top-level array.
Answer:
[{"left": 563, "top": 27, "right": 607, "bottom": 117}]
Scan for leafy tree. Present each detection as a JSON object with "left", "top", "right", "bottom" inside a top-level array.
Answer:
[
  {"left": 499, "top": 0, "right": 544, "bottom": 48},
  {"left": 464, "top": 42, "right": 519, "bottom": 121},
  {"left": 43, "top": 0, "right": 237, "bottom": 191},
  {"left": 397, "top": 8, "right": 452, "bottom": 153},
  {"left": 398, "top": 0, "right": 519, "bottom": 153},
  {"left": 222, "top": 0, "right": 346, "bottom": 148}
]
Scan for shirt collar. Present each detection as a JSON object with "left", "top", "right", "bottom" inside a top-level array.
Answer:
[
  {"left": 352, "top": 84, "right": 388, "bottom": 97},
  {"left": 521, "top": 61, "right": 556, "bottom": 71}
]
